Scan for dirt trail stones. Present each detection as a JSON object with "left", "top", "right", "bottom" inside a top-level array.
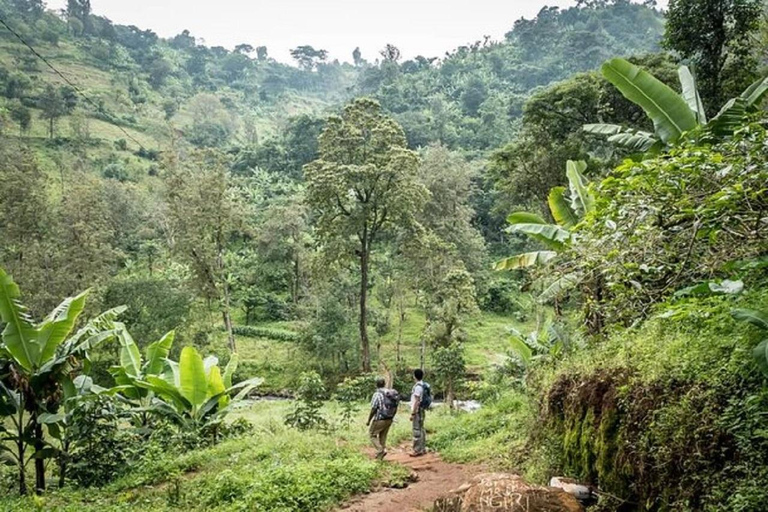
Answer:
[{"left": 434, "top": 473, "right": 584, "bottom": 512}]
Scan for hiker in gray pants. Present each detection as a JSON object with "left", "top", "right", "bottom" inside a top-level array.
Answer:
[{"left": 410, "top": 368, "right": 427, "bottom": 456}]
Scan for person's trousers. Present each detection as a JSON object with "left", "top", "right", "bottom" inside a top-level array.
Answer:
[
  {"left": 369, "top": 419, "right": 393, "bottom": 459},
  {"left": 412, "top": 409, "right": 426, "bottom": 454}
]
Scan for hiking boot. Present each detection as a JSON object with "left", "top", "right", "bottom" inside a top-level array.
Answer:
[
  {"left": 376, "top": 451, "right": 387, "bottom": 460},
  {"left": 408, "top": 451, "right": 426, "bottom": 458}
]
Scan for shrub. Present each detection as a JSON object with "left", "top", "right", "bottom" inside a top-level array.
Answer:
[
  {"left": 66, "top": 396, "right": 137, "bottom": 487},
  {"left": 230, "top": 325, "right": 299, "bottom": 342},
  {"left": 285, "top": 371, "right": 327, "bottom": 431}
]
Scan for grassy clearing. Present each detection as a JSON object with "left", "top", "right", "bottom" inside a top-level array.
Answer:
[{"left": 0, "top": 400, "right": 411, "bottom": 512}]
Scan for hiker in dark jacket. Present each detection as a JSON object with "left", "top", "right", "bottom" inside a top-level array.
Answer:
[{"left": 366, "top": 377, "right": 399, "bottom": 460}]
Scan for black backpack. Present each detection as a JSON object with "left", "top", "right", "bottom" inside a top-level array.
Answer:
[
  {"left": 419, "top": 382, "right": 433, "bottom": 410},
  {"left": 377, "top": 389, "right": 400, "bottom": 420}
]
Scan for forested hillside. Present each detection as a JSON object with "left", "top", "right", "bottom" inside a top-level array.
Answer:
[{"left": 1, "top": 0, "right": 768, "bottom": 510}]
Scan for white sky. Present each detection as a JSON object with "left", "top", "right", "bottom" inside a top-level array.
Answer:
[{"left": 46, "top": 0, "right": 667, "bottom": 64}]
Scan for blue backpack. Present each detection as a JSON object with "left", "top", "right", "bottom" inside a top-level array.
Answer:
[{"left": 419, "top": 382, "right": 432, "bottom": 410}]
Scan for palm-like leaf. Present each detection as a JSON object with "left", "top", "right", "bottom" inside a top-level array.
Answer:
[
  {"left": 494, "top": 251, "right": 558, "bottom": 270},
  {"left": 538, "top": 273, "right": 584, "bottom": 304},
  {"left": 223, "top": 353, "right": 238, "bottom": 389},
  {"left": 548, "top": 187, "right": 578, "bottom": 229},
  {"left": 739, "top": 75, "right": 768, "bottom": 107},
  {"left": 565, "top": 160, "right": 594, "bottom": 216},
  {"left": 507, "top": 212, "right": 547, "bottom": 225},
  {"left": 678, "top": 66, "right": 707, "bottom": 124},
  {"left": 753, "top": 339, "right": 768, "bottom": 376},
  {"left": 584, "top": 124, "right": 659, "bottom": 152},
  {"left": 732, "top": 309, "right": 768, "bottom": 330},
  {"left": 583, "top": 123, "right": 624, "bottom": 136},
  {"left": 179, "top": 347, "right": 208, "bottom": 409},
  {"left": 509, "top": 334, "right": 532, "bottom": 366},
  {"left": 37, "top": 291, "right": 89, "bottom": 365},
  {"left": 607, "top": 130, "right": 660, "bottom": 152},
  {"left": 601, "top": 58, "right": 697, "bottom": 144},
  {"left": 507, "top": 223, "right": 570, "bottom": 250},
  {"left": 116, "top": 324, "right": 142, "bottom": 378},
  {"left": 145, "top": 331, "right": 174, "bottom": 376},
  {"left": 0, "top": 268, "right": 38, "bottom": 372}
]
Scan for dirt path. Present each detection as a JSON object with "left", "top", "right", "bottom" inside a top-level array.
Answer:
[{"left": 339, "top": 444, "right": 483, "bottom": 512}]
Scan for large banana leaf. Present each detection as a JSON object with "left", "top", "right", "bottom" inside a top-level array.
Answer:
[
  {"left": 548, "top": 187, "right": 578, "bottom": 229},
  {"left": 494, "top": 251, "right": 558, "bottom": 270},
  {"left": 678, "top": 66, "right": 707, "bottom": 124},
  {"left": 36, "top": 291, "right": 88, "bottom": 367},
  {"left": 116, "top": 324, "right": 142, "bottom": 378},
  {"left": 740, "top": 75, "right": 768, "bottom": 107},
  {"left": 601, "top": 58, "right": 697, "bottom": 144},
  {"left": 566, "top": 160, "right": 594, "bottom": 216},
  {"left": 0, "top": 268, "right": 38, "bottom": 372},
  {"left": 507, "top": 223, "right": 570, "bottom": 250},
  {"left": 223, "top": 353, "right": 238, "bottom": 389},
  {"left": 538, "top": 272, "right": 584, "bottom": 304},
  {"left": 584, "top": 124, "right": 659, "bottom": 152},
  {"left": 139, "top": 376, "right": 191, "bottom": 412},
  {"left": 145, "top": 331, "right": 174, "bottom": 376},
  {"left": 607, "top": 130, "right": 659, "bottom": 152},
  {"left": 583, "top": 123, "right": 624, "bottom": 135},
  {"left": 506, "top": 212, "right": 547, "bottom": 225},
  {"left": 180, "top": 346, "right": 208, "bottom": 409},
  {"left": 509, "top": 335, "right": 532, "bottom": 366},
  {"left": 207, "top": 366, "right": 227, "bottom": 408},
  {"left": 732, "top": 309, "right": 768, "bottom": 330},
  {"left": 64, "top": 306, "right": 126, "bottom": 351},
  {"left": 753, "top": 339, "right": 768, "bottom": 376}
]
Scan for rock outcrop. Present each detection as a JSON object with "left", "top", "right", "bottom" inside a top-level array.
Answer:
[{"left": 433, "top": 473, "right": 584, "bottom": 512}]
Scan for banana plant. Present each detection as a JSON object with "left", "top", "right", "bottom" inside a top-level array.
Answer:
[
  {"left": 0, "top": 266, "right": 122, "bottom": 494},
  {"left": 131, "top": 346, "right": 261, "bottom": 437},
  {"left": 496, "top": 161, "right": 592, "bottom": 268},
  {"left": 584, "top": 58, "right": 768, "bottom": 152},
  {"left": 495, "top": 161, "right": 594, "bottom": 304},
  {"left": 108, "top": 327, "right": 176, "bottom": 428},
  {"left": 508, "top": 317, "right": 572, "bottom": 369},
  {"left": 731, "top": 308, "right": 768, "bottom": 376}
]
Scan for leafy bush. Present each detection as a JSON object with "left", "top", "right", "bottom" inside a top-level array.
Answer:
[
  {"left": 567, "top": 117, "right": 768, "bottom": 327},
  {"left": 66, "top": 396, "right": 136, "bottom": 488},
  {"left": 285, "top": 371, "right": 327, "bottom": 430},
  {"left": 230, "top": 325, "right": 299, "bottom": 342}
]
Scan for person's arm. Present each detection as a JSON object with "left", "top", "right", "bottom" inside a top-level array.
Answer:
[
  {"left": 367, "top": 393, "right": 378, "bottom": 425},
  {"left": 410, "top": 385, "right": 422, "bottom": 419}
]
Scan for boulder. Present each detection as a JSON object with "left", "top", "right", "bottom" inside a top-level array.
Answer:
[{"left": 434, "top": 473, "right": 584, "bottom": 512}]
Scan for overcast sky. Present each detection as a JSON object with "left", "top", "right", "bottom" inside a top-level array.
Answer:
[{"left": 46, "top": 0, "right": 667, "bottom": 64}]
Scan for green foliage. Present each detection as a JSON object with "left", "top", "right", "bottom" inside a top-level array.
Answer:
[
  {"left": 495, "top": 160, "right": 593, "bottom": 275},
  {"left": 64, "top": 395, "right": 135, "bottom": 488},
  {"left": 103, "top": 277, "right": 192, "bottom": 345},
  {"left": 587, "top": 58, "right": 768, "bottom": 152},
  {"left": 0, "top": 267, "right": 122, "bottom": 494},
  {"left": 731, "top": 308, "right": 768, "bottom": 375},
  {"left": 123, "top": 344, "right": 261, "bottom": 434},
  {"left": 664, "top": 0, "right": 764, "bottom": 108},
  {"left": 230, "top": 325, "right": 299, "bottom": 342},
  {"left": 568, "top": 116, "right": 768, "bottom": 326},
  {"left": 285, "top": 371, "right": 327, "bottom": 431},
  {"left": 334, "top": 375, "right": 371, "bottom": 429},
  {"left": 305, "top": 97, "right": 427, "bottom": 371}
]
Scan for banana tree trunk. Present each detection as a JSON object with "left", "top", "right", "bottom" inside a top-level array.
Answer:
[
  {"left": 16, "top": 408, "right": 26, "bottom": 495},
  {"left": 33, "top": 415, "right": 45, "bottom": 494}
]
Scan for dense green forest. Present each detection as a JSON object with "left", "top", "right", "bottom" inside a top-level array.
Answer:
[{"left": 1, "top": 0, "right": 767, "bottom": 510}]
